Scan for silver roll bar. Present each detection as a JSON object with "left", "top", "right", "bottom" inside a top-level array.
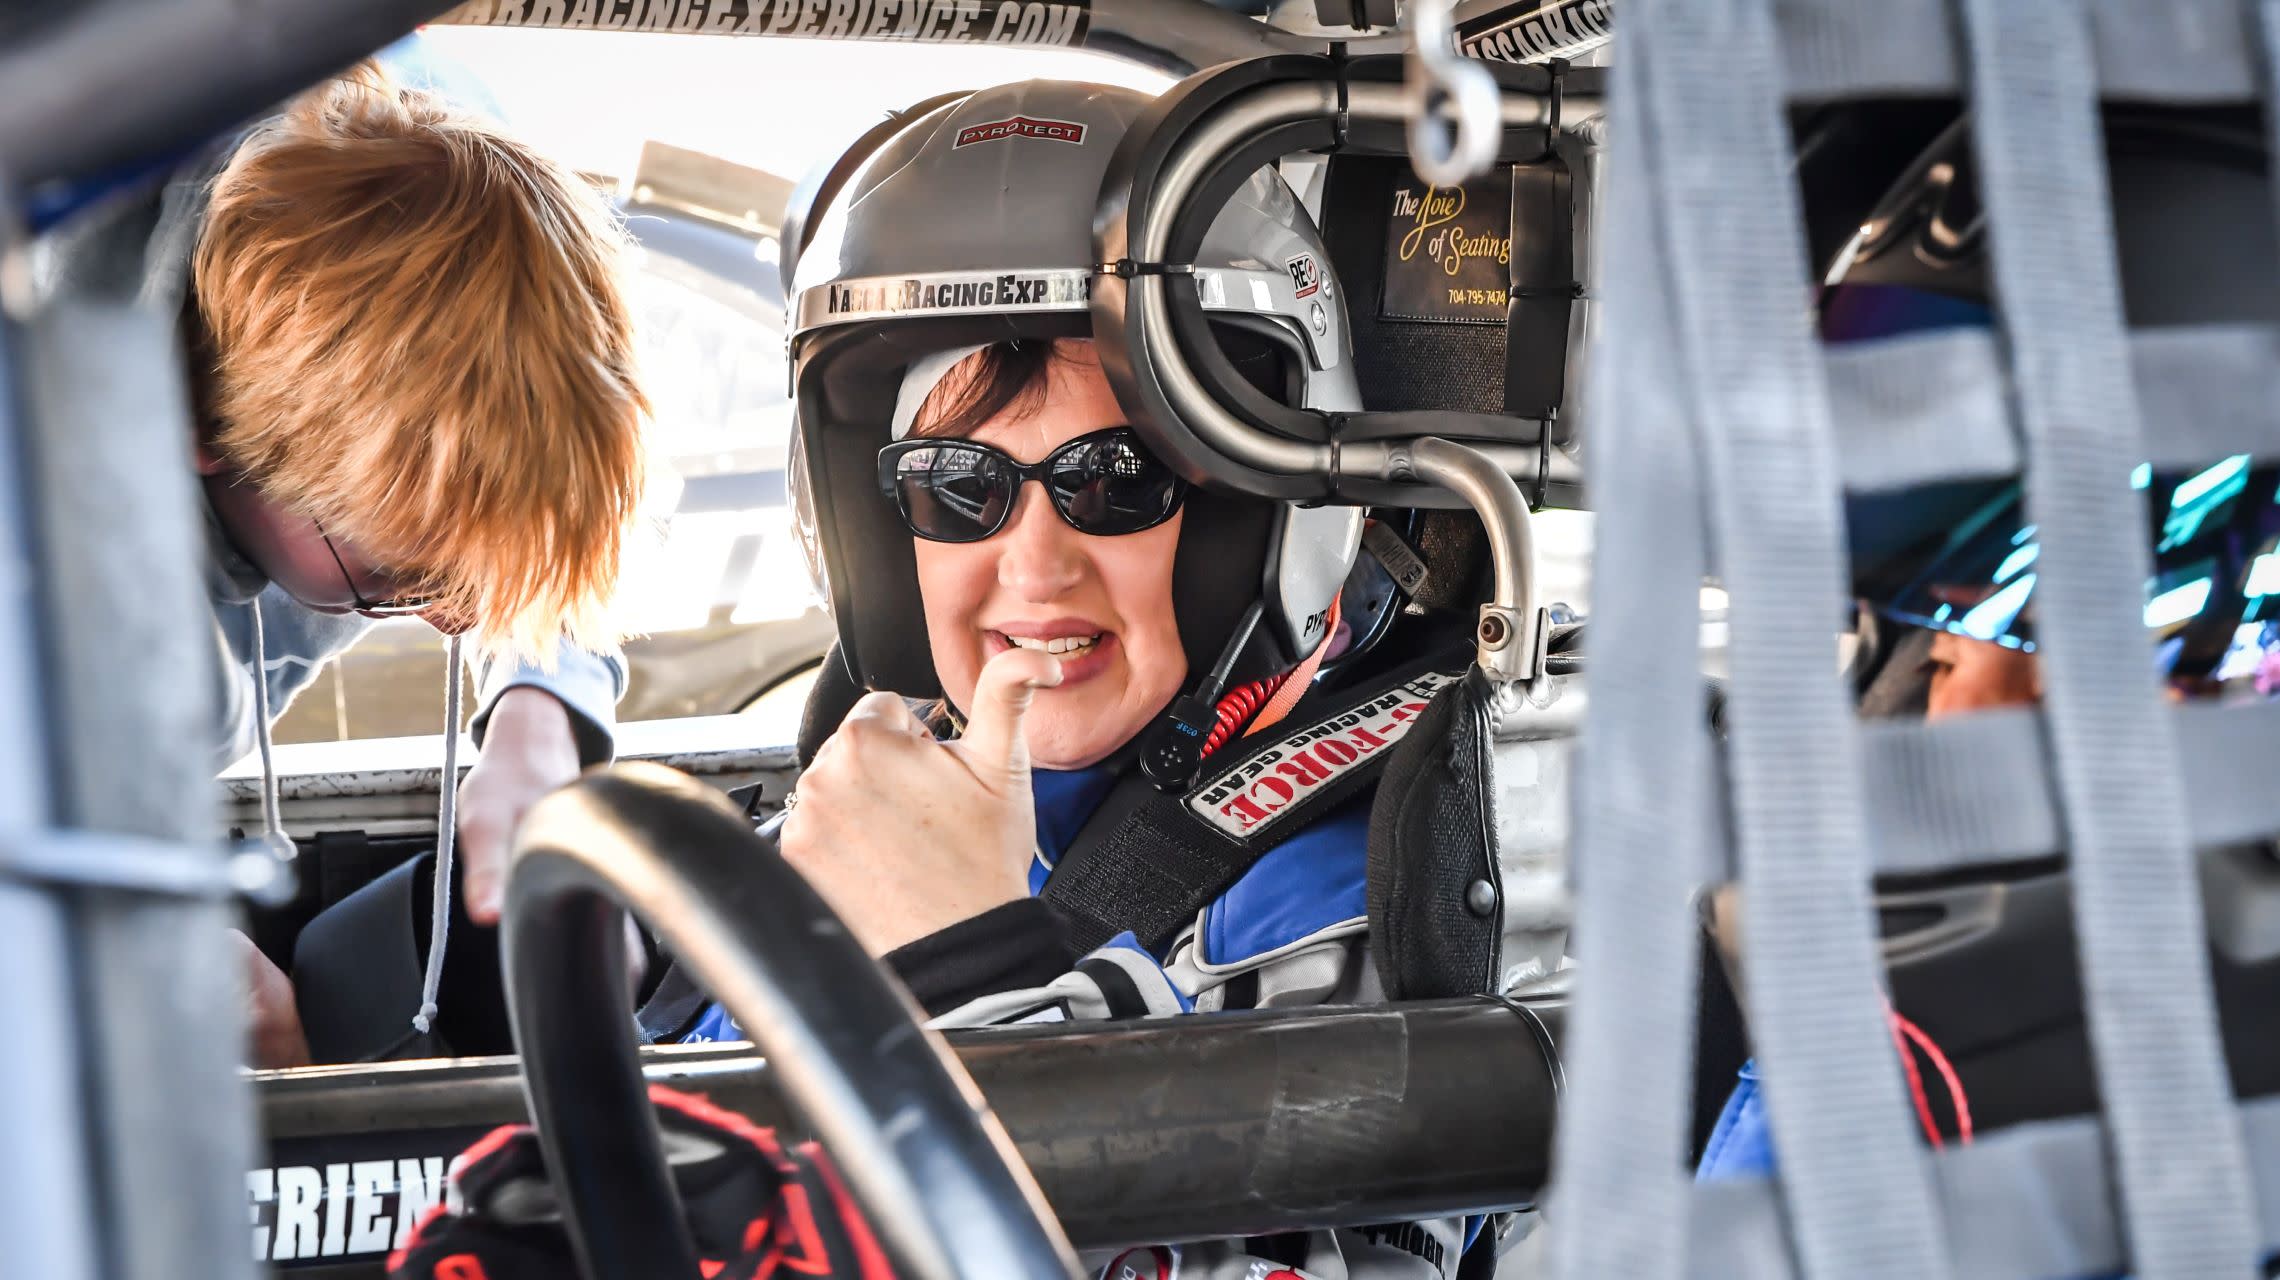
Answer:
[
  {"left": 1395, "top": 437, "right": 1544, "bottom": 681},
  {"left": 1121, "top": 70, "right": 1593, "bottom": 678},
  {"left": 1129, "top": 77, "right": 1598, "bottom": 489}
]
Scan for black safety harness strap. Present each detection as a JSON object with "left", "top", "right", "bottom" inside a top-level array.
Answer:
[{"left": 1043, "top": 651, "right": 1469, "bottom": 955}]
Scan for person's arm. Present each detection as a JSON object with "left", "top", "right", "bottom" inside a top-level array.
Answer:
[
  {"left": 920, "top": 930, "right": 1195, "bottom": 1026},
  {"left": 232, "top": 929, "right": 310, "bottom": 1070},
  {"left": 457, "top": 637, "right": 628, "bottom": 923},
  {"left": 470, "top": 637, "right": 626, "bottom": 766},
  {"left": 680, "top": 921, "right": 1183, "bottom": 1044}
]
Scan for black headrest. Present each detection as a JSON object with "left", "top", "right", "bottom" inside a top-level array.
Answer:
[{"left": 797, "top": 641, "right": 867, "bottom": 768}]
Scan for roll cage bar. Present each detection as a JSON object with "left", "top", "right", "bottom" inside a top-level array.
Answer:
[
  {"left": 264, "top": 999, "right": 1559, "bottom": 1255},
  {"left": 0, "top": 0, "right": 1606, "bottom": 194}
]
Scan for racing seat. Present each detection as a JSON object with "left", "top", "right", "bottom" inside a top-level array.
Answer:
[
  {"left": 293, "top": 839, "right": 711, "bottom": 1060},
  {"left": 797, "top": 640, "right": 867, "bottom": 766},
  {"left": 293, "top": 850, "right": 513, "bottom": 1061}
]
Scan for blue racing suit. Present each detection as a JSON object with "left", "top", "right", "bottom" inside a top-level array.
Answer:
[
  {"left": 685, "top": 762, "right": 1379, "bottom": 1033},
  {"left": 1696, "top": 1062, "right": 1777, "bottom": 1182}
]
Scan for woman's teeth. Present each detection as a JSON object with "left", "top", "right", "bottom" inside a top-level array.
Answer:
[{"left": 1005, "top": 633, "right": 1101, "bottom": 655}]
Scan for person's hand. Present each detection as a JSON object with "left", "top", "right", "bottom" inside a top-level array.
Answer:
[
  {"left": 458, "top": 687, "right": 584, "bottom": 924},
  {"left": 234, "top": 929, "right": 310, "bottom": 1069},
  {"left": 780, "top": 646, "right": 1062, "bottom": 955}
]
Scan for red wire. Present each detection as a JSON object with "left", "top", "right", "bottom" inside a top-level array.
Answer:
[
  {"left": 1893, "top": 1010, "right": 1975, "bottom": 1144},
  {"left": 1200, "top": 673, "right": 1290, "bottom": 760},
  {"left": 1889, "top": 1009, "right": 1945, "bottom": 1150}
]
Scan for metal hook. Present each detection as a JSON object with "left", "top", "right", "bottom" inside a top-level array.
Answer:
[{"left": 1403, "top": 0, "right": 1503, "bottom": 187}]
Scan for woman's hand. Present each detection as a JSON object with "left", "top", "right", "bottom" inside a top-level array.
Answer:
[{"left": 780, "top": 647, "right": 1062, "bottom": 955}]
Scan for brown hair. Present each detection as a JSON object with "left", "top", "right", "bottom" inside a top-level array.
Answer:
[
  {"left": 908, "top": 339, "right": 1069, "bottom": 440},
  {"left": 909, "top": 328, "right": 1295, "bottom": 442},
  {"left": 193, "top": 65, "right": 648, "bottom": 660}
]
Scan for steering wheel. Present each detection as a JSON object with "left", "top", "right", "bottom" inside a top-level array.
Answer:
[{"left": 502, "top": 762, "right": 1081, "bottom": 1280}]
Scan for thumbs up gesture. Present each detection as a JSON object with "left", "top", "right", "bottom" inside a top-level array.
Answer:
[{"left": 778, "top": 646, "right": 1063, "bottom": 956}]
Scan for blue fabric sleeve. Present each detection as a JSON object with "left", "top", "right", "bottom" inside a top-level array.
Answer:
[
  {"left": 682, "top": 1001, "right": 743, "bottom": 1045},
  {"left": 1696, "top": 1061, "right": 1776, "bottom": 1182},
  {"left": 470, "top": 639, "right": 627, "bottom": 766}
]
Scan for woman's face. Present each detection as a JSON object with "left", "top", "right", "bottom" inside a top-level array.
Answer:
[{"left": 912, "top": 342, "right": 1188, "bottom": 770}]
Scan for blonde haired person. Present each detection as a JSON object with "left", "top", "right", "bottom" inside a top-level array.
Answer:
[{"left": 51, "top": 67, "right": 648, "bottom": 1066}]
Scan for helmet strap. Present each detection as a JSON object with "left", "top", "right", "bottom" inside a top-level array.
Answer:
[{"left": 1239, "top": 594, "right": 1342, "bottom": 742}]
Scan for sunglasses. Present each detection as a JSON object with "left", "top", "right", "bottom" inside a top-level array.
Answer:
[{"left": 878, "top": 427, "right": 1188, "bottom": 544}]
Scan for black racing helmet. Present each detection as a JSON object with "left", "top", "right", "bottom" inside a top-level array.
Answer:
[
  {"left": 784, "top": 80, "right": 1368, "bottom": 701},
  {"left": 1829, "top": 111, "right": 2280, "bottom": 688}
]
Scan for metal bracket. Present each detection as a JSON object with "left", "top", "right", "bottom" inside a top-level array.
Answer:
[
  {"left": 1097, "top": 259, "right": 1198, "bottom": 279},
  {"left": 0, "top": 829, "right": 287, "bottom": 901},
  {"left": 1386, "top": 436, "right": 1545, "bottom": 684}
]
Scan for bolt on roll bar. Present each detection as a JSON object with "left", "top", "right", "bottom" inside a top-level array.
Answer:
[{"left": 1404, "top": 0, "right": 1506, "bottom": 185}]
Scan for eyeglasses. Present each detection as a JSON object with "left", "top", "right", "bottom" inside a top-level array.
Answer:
[
  {"left": 318, "top": 528, "right": 440, "bottom": 616},
  {"left": 878, "top": 427, "right": 1188, "bottom": 543}
]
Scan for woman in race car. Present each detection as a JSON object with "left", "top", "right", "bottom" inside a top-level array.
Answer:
[{"left": 676, "top": 78, "right": 1481, "bottom": 1278}]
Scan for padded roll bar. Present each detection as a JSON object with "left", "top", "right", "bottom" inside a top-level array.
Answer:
[
  {"left": 428, "top": 0, "right": 1397, "bottom": 75},
  {"left": 0, "top": 0, "right": 458, "bottom": 189},
  {"left": 263, "top": 998, "right": 1564, "bottom": 1253}
]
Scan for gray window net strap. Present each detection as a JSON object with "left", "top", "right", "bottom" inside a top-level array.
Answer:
[
  {"left": 1690, "top": 1095, "right": 2280, "bottom": 1280},
  {"left": 1660, "top": 703, "right": 2280, "bottom": 885},
  {"left": 1647, "top": 0, "right": 1957, "bottom": 1273},
  {"left": 1825, "top": 328, "right": 2280, "bottom": 494},
  {"left": 1548, "top": 0, "right": 2280, "bottom": 1274},
  {"left": 1836, "top": 703, "right": 2280, "bottom": 878},
  {"left": 1959, "top": 1, "right": 2259, "bottom": 1272},
  {"left": 1552, "top": 0, "right": 1948, "bottom": 1276},
  {"left": 1775, "top": 0, "right": 2268, "bottom": 102},
  {"left": 1540, "top": 20, "right": 1714, "bottom": 1274}
]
